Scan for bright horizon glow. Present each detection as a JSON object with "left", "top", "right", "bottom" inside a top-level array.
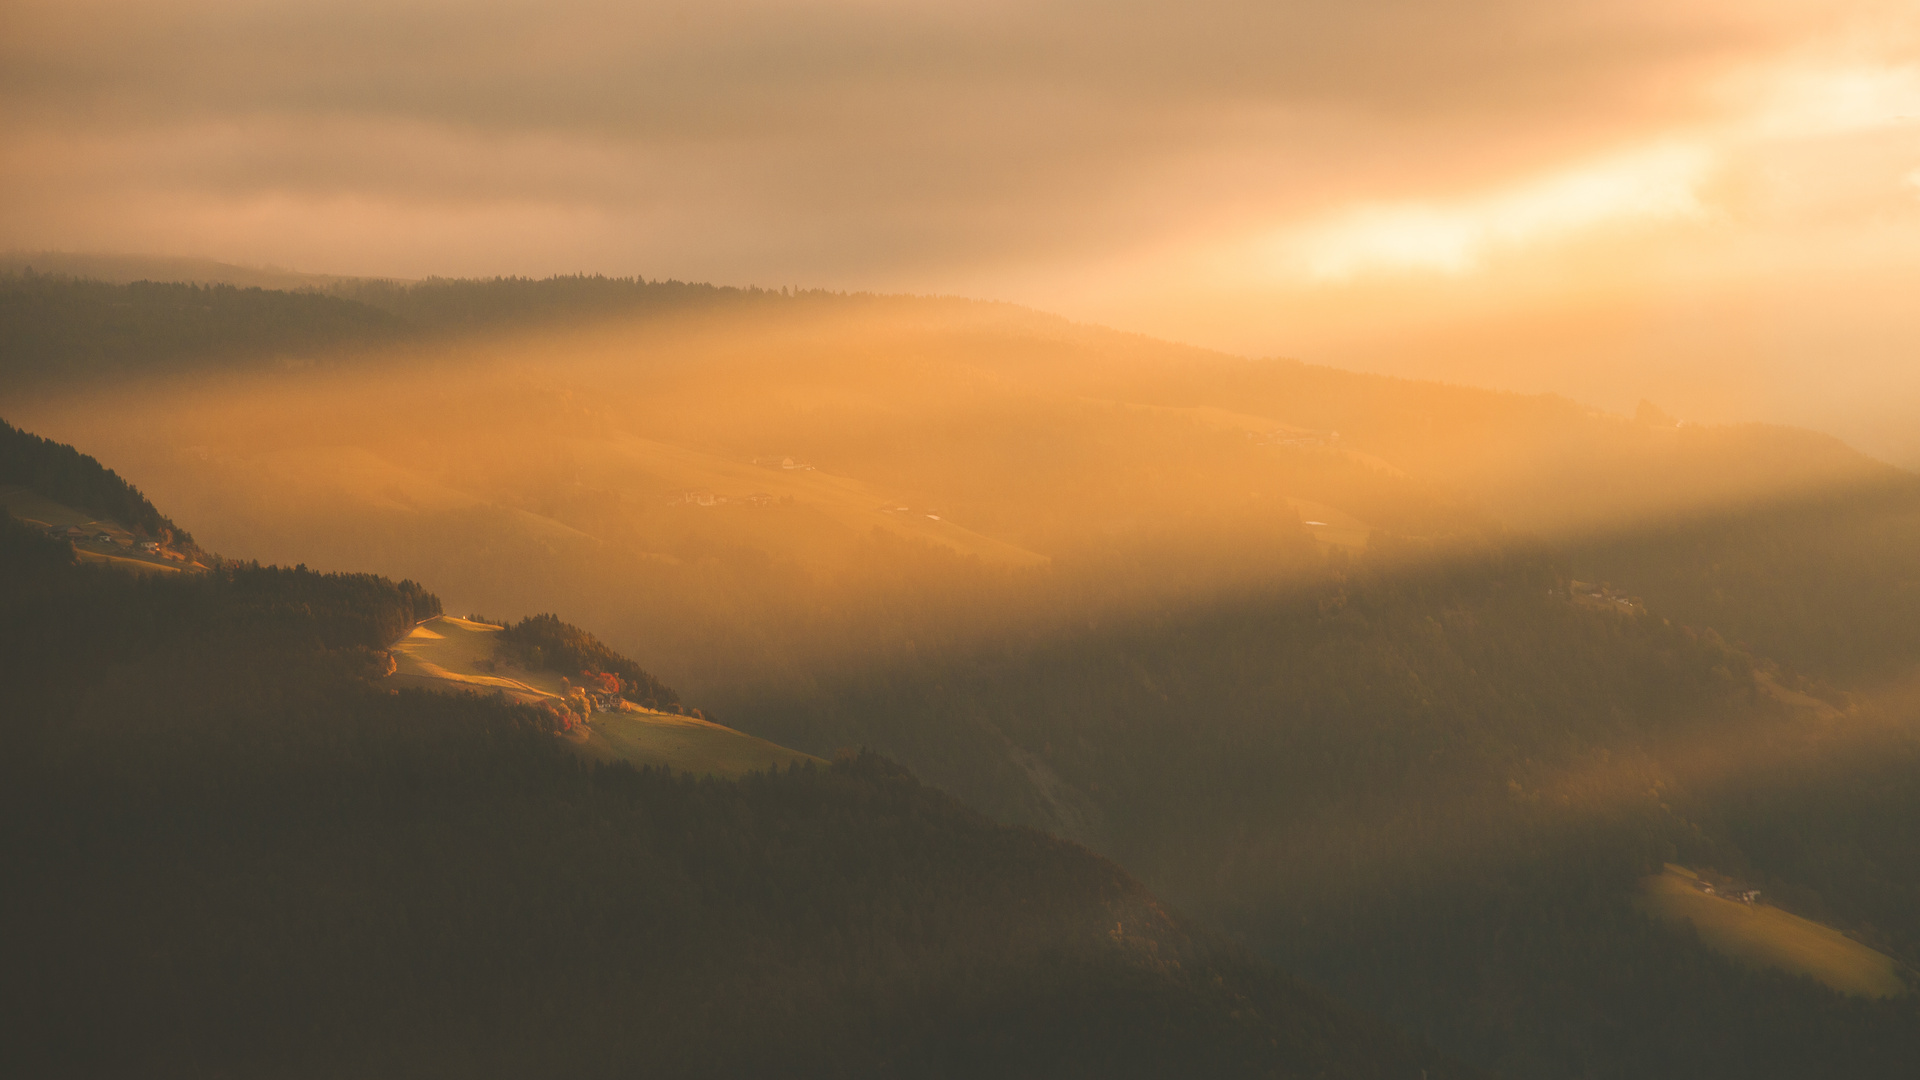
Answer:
[
  {"left": 3, "top": 0, "right": 1919, "bottom": 463},
  {"left": 1742, "top": 61, "right": 1920, "bottom": 138},
  {"left": 1225, "top": 57, "right": 1920, "bottom": 285},
  {"left": 1281, "top": 145, "right": 1711, "bottom": 281}
]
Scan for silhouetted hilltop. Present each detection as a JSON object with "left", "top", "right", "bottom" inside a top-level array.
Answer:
[
  {"left": 0, "top": 273, "right": 409, "bottom": 382},
  {"left": 0, "top": 271, "right": 815, "bottom": 386},
  {"left": 0, "top": 251, "right": 353, "bottom": 291}
]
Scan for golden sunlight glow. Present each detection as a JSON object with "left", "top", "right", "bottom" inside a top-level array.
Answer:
[
  {"left": 1741, "top": 61, "right": 1920, "bottom": 138},
  {"left": 5, "top": 2, "right": 1920, "bottom": 462},
  {"left": 1273, "top": 61, "right": 1920, "bottom": 283},
  {"left": 1280, "top": 145, "right": 1710, "bottom": 281},
  {"left": 11, "top": 6, "right": 1920, "bottom": 1072}
]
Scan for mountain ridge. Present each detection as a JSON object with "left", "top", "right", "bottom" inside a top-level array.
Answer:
[
  {"left": 0, "top": 419, "right": 1480, "bottom": 1079},
  {"left": 8, "top": 268, "right": 1920, "bottom": 1077}
]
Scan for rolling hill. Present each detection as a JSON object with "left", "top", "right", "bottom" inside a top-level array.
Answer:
[
  {"left": 9, "top": 272, "right": 1920, "bottom": 1077},
  {"left": 0, "top": 421, "right": 1484, "bottom": 1078}
]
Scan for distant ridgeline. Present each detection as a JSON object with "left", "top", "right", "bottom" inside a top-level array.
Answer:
[
  {"left": 332, "top": 273, "right": 795, "bottom": 331},
  {"left": 0, "top": 430, "right": 1472, "bottom": 1079},
  {"left": 0, "top": 274, "right": 409, "bottom": 382},
  {"left": 0, "top": 416, "right": 190, "bottom": 545},
  {"left": 0, "top": 269, "right": 808, "bottom": 386}
]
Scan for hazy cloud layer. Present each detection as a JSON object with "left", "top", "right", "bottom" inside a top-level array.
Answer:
[{"left": 4, "top": 1, "right": 1919, "bottom": 458}]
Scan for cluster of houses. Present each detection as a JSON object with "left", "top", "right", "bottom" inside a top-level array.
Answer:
[
  {"left": 1691, "top": 877, "right": 1763, "bottom": 907},
  {"left": 42, "top": 522, "right": 178, "bottom": 559},
  {"left": 659, "top": 456, "right": 817, "bottom": 508},
  {"left": 1252, "top": 429, "right": 1340, "bottom": 448},
  {"left": 666, "top": 490, "right": 778, "bottom": 508},
  {"left": 47, "top": 522, "right": 130, "bottom": 547},
  {"left": 753, "top": 455, "right": 816, "bottom": 471},
  {"left": 556, "top": 674, "right": 628, "bottom": 719},
  {"left": 1570, "top": 580, "right": 1645, "bottom": 615},
  {"left": 878, "top": 505, "right": 942, "bottom": 521}
]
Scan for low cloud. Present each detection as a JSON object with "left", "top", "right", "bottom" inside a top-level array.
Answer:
[
  {"left": 1280, "top": 144, "right": 1711, "bottom": 280},
  {"left": 4, "top": 1, "right": 1918, "bottom": 462},
  {"left": 0, "top": 1, "right": 1834, "bottom": 279}
]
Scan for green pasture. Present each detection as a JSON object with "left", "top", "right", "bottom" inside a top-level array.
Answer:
[
  {"left": 1638, "top": 864, "right": 1908, "bottom": 999},
  {"left": 389, "top": 614, "right": 820, "bottom": 777}
]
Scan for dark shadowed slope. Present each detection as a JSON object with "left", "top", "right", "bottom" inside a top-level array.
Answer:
[
  {"left": 0, "top": 427, "right": 1473, "bottom": 1080},
  {"left": 1, "top": 416, "right": 193, "bottom": 547}
]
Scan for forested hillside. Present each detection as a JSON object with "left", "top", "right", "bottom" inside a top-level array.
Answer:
[
  {"left": 493, "top": 611, "right": 682, "bottom": 709},
  {"left": 0, "top": 272, "right": 795, "bottom": 387},
  {"left": 0, "top": 273, "right": 409, "bottom": 382},
  {"left": 0, "top": 494, "right": 1465, "bottom": 1078},
  {"left": 726, "top": 542, "right": 1920, "bottom": 1075},
  {"left": 1, "top": 416, "right": 192, "bottom": 544},
  {"left": 7, "top": 276, "right": 1920, "bottom": 1077},
  {"left": 10, "top": 272, "right": 1918, "bottom": 701},
  {"left": 1566, "top": 475, "right": 1920, "bottom": 689},
  {"left": 333, "top": 273, "right": 786, "bottom": 331}
]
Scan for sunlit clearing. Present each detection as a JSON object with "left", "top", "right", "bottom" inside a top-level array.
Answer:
[{"left": 1283, "top": 145, "right": 1710, "bottom": 281}]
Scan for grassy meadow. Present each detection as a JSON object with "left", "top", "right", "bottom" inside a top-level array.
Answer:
[
  {"left": 1638, "top": 864, "right": 1909, "bottom": 999},
  {"left": 390, "top": 615, "right": 819, "bottom": 777},
  {"left": 389, "top": 616, "right": 569, "bottom": 701},
  {"left": 0, "top": 482, "right": 110, "bottom": 529}
]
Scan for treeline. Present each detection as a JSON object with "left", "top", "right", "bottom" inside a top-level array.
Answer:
[
  {"left": 0, "top": 509, "right": 438, "bottom": 679},
  {"left": 332, "top": 273, "right": 798, "bottom": 331},
  {"left": 0, "top": 272, "right": 823, "bottom": 388},
  {"left": 0, "top": 415, "right": 190, "bottom": 544},
  {"left": 492, "top": 612, "right": 681, "bottom": 709},
  {"left": 0, "top": 511, "right": 1472, "bottom": 1079},
  {"left": 0, "top": 274, "right": 410, "bottom": 383},
  {"left": 1570, "top": 473, "right": 1920, "bottom": 689}
]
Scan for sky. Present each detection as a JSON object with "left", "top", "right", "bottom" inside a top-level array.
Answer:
[{"left": 4, "top": 0, "right": 1919, "bottom": 461}]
